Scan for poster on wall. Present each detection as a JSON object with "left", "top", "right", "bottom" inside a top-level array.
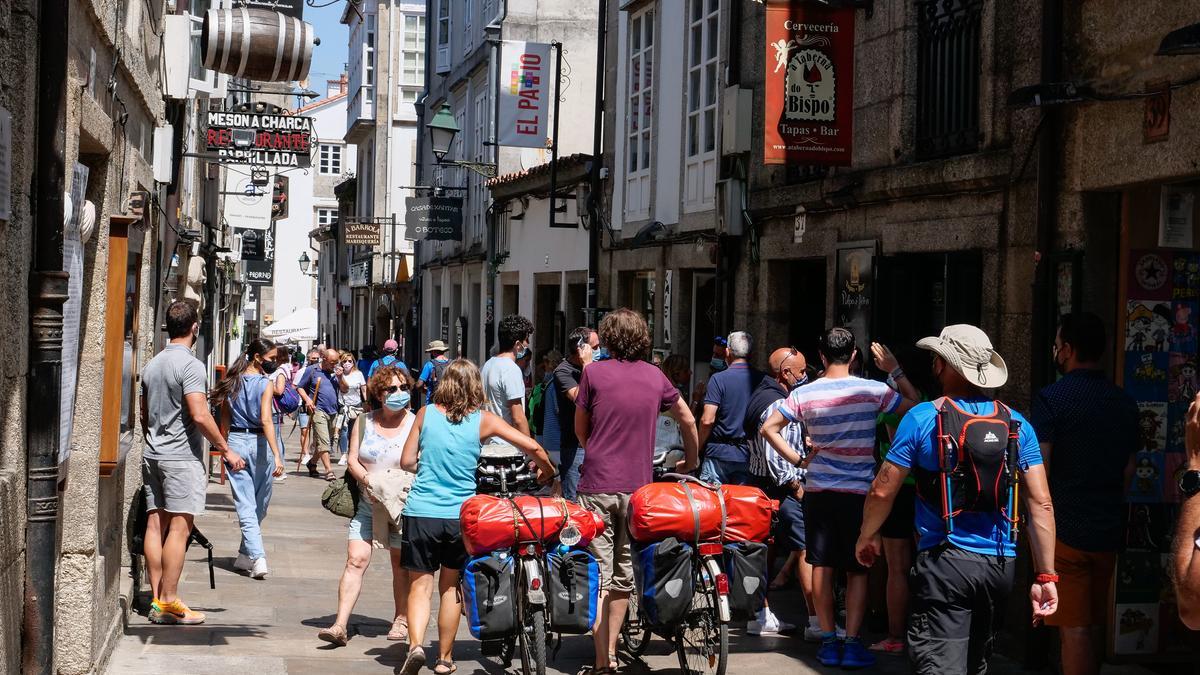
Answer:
[
  {"left": 224, "top": 170, "right": 273, "bottom": 230},
  {"left": 1158, "top": 185, "right": 1195, "bottom": 249},
  {"left": 245, "top": 224, "right": 275, "bottom": 285},
  {"left": 835, "top": 241, "right": 875, "bottom": 355},
  {"left": 763, "top": 0, "right": 856, "bottom": 166},
  {"left": 497, "top": 41, "right": 553, "bottom": 148}
]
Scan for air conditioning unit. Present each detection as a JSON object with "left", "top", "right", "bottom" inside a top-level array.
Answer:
[
  {"left": 716, "top": 179, "right": 745, "bottom": 236},
  {"left": 721, "top": 86, "right": 753, "bottom": 156}
]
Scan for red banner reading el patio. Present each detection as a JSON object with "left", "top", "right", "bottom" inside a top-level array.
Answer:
[{"left": 763, "top": 1, "right": 856, "bottom": 166}]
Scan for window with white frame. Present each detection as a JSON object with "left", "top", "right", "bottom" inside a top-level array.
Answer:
[
  {"left": 684, "top": 0, "right": 719, "bottom": 210},
  {"left": 624, "top": 7, "right": 655, "bottom": 218},
  {"left": 316, "top": 208, "right": 338, "bottom": 228},
  {"left": 319, "top": 143, "right": 343, "bottom": 175},
  {"left": 470, "top": 88, "right": 488, "bottom": 245},
  {"left": 400, "top": 13, "right": 426, "bottom": 103},
  {"left": 463, "top": 0, "right": 475, "bottom": 56},
  {"left": 436, "top": 0, "right": 450, "bottom": 73},
  {"left": 365, "top": 13, "right": 377, "bottom": 103}
]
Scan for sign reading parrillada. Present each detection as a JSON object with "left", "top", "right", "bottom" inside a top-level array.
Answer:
[
  {"left": 205, "top": 111, "right": 313, "bottom": 167},
  {"left": 404, "top": 197, "right": 463, "bottom": 241}
]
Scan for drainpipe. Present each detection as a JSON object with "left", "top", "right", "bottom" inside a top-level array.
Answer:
[
  {"left": 1030, "top": 0, "right": 1062, "bottom": 398},
  {"left": 586, "top": 0, "right": 607, "bottom": 328},
  {"left": 26, "top": 0, "right": 68, "bottom": 670},
  {"left": 485, "top": 1, "right": 507, "bottom": 356}
]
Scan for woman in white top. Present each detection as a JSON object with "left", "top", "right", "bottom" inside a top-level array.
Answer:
[
  {"left": 318, "top": 364, "right": 416, "bottom": 647},
  {"left": 268, "top": 348, "right": 292, "bottom": 481},
  {"left": 336, "top": 350, "right": 368, "bottom": 464}
]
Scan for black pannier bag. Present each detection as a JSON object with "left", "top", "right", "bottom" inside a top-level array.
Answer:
[
  {"left": 545, "top": 547, "right": 601, "bottom": 634},
  {"left": 462, "top": 551, "right": 518, "bottom": 639},
  {"left": 632, "top": 537, "right": 694, "bottom": 625},
  {"left": 722, "top": 541, "right": 768, "bottom": 620}
]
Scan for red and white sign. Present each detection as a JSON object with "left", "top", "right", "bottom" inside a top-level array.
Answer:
[
  {"left": 497, "top": 41, "right": 553, "bottom": 148},
  {"left": 764, "top": 1, "right": 856, "bottom": 166}
]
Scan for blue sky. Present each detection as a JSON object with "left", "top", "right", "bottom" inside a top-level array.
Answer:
[{"left": 306, "top": 1, "right": 350, "bottom": 86}]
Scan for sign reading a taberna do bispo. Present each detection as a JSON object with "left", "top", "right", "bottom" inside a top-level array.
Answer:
[
  {"left": 205, "top": 110, "right": 314, "bottom": 167},
  {"left": 763, "top": 0, "right": 856, "bottom": 166},
  {"left": 497, "top": 41, "right": 553, "bottom": 148},
  {"left": 405, "top": 197, "right": 463, "bottom": 241}
]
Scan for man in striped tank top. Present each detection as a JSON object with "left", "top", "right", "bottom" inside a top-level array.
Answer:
[{"left": 761, "top": 327, "right": 919, "bottom": 668}]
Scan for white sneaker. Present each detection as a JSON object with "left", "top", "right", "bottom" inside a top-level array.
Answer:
[
  {"left": 746, "top": 608, "right": 794, "bottom": 636},
  {"left": 250, "top": 557, "right": 269, "bottom": 580},
  {"left": 274, "top": 472, "right": 288, "bottom": 483},
  {"left": 338, "top": 455, "right": 348, "bottom": 466},
  {"left": 803, "top": 618, "right": 839, "bottom": 642},
  {"left": 233, "top": 553, "right": 253, "bottom": 571}
]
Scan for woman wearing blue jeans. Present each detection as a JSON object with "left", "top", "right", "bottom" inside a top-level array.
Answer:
[{"left": 211, "top": 338, "right": 286, "bottom": 579}]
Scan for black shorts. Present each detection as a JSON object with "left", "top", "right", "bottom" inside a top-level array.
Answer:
[
  {"left": 765, "top": 487, "right": 806, "bottom": 552},
  {"left": 400, "top": 515, "right": 467, "bottom": 573},
  {"left": 881, "top": 484, "right": 917, "bottom": 540},
  {"left": 803, "top": 491, "right": 867, "bottom": 572}
]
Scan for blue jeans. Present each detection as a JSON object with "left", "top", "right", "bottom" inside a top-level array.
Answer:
[
  {"left": 273, "top": 413, "right": 287, "bottom": 460},
  {"left": 699, "top": 457, "right": 752, "bottom": 486},
  {"left": 227, "top": 431, "right": 276, "bottom": 559},
  {"left": 559, "top": 446, "right": 585, "bottom": 501}
]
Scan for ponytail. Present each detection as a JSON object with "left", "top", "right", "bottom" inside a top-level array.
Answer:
[{"left": 209, "top": 338, "right": 275, "bottom": 409}]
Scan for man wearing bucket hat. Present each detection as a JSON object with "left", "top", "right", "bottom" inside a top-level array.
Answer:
[
  {"left": 416, "top": 340, "right": 451, "bottom": 406},
  {"left": 855, "top": 324, "right": 1059, "bottom": 675}
]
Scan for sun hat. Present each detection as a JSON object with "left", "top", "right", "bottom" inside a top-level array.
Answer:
[
  {"left": 382, "top": 339, "right": 399, "bottom": 352},
  {"left": 425, "top": 340, "right": 449, "bottom": 352},
  {"left": 916, "top": 324, "right": 1008, "bottom": 389}
]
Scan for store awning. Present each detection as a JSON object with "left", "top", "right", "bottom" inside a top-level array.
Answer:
[{"left": 262, "top": 306, "right": 318, "bottom": 341}]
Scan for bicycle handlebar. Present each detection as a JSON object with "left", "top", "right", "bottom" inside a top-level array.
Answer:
[{"left": 659, "top": 473, "right": 720, "bottom": 490}]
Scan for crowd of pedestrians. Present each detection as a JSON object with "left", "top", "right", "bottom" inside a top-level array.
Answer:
[{"left": 136, "top": 299, "right": 1200, "bottom": 675}]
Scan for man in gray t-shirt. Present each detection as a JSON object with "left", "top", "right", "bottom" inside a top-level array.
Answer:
[
  {"left": 138, "top": 301, "right": 243, "bottom": 626},
  {"left": 481, "top": 315, "right": 534, "bottom": 443}
]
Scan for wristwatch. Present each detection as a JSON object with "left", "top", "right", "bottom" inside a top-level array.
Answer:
[{"left": 1179, "top": 469, "right": 1200, "bottom": 499}]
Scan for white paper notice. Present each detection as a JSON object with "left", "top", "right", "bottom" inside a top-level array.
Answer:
[{"left": 1159, "top": 185, "right": 1195, "bottom": 249}]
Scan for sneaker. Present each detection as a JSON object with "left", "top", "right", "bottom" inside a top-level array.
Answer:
[
  {"left": 233, "top": 553, "right": 253, "bottom": 571},
  {"left": 816, "top": 636, "right": 842, "bottom": 667},
  {"left": 148, "top": 598, "right": 163, "bottom": 623},
  {"left": 151, "top": 598, "right": 206, "bottom": 625},
  {"left": 804, "top": 621, "right": 844, "bottom": 642},
  {"left": 840, "top": 637, "right": 877, "bottom": 669},
  {"left": 274, "top": 472, "right": 288, "bottom": 483},
  {"left": 746, "top": 608, "right": 794, "bottom": 636},
  {"left": 868, "top": 637, "right": 905, "bottom": 654},
  {"left": 338, "top": 455, "right": 348, "bottom": 466},
  {"left": 251, "top": 557, "right": 269, "bottom": 580}
]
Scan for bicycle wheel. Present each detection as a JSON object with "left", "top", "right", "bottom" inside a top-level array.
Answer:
[
  {"left": 620, "top": 593, "right": 652, "bottom": 658},
  {"left": 518, "top": 604, "right": 547, "bottom": 675},
  {"left": 675, "top": 580, "right": 728, "bottom": 675}
]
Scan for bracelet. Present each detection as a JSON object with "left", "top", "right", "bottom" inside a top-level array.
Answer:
[
  {"left": 889, "top": 367, "right": 906, "bottom": 380},
  {"left": 1035, "top": 573, "right": 1060, "bottom": 584}
]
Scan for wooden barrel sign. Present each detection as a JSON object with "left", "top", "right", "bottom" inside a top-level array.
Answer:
[{"left": 201, "top": 6, "right": 319, "bottom": 82}]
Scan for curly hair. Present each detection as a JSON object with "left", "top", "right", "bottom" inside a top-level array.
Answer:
[
  {"left": 365, "top": 365, "right": 413, "bottom": 407},
  {"left": 599, "top": 308, "right": 651, "bottom": 361},
  {"left": 432, "top": 359, "right": 486, "bottom": 424},
  {"left": 661, "top": 354, "right": 691, "bottom": 386},
  {"left": 497, "top": 314, "right": 534, "bottom": 352}
]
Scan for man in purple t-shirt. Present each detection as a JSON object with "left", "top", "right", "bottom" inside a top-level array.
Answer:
[{"left": 575, "top": 308, "right": 699, "bottom": 674}]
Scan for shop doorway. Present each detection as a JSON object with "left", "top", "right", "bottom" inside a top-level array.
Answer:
[
  {"left": 535, "top": 283, "right": 561, "bottom": 360},
  {"left": 784, "top": 259, "right": 828, "bottom": 369},
  {"left": 690, "top": 273, "right": 718, "bottom": 392}
]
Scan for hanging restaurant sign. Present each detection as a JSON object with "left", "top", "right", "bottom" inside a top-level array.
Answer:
[
  {"left": 497, "top": 41, "right": 553, "bottom": 148},
  {"left": 405, "top": 197, "right": 463, "bottom": 241},
  {"left": 763, "top": 0, "right": 856, "bottom": 166},
  {"left": 205, "top": 110, "right": 313, "bottom": 167},
  {"left": 344, "top": 219, "right": 382, "bottom": 246}
]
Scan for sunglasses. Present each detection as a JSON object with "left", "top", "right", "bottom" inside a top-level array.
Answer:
[{"left": 383, "top": 385, "right": 410, "bottom": 394}]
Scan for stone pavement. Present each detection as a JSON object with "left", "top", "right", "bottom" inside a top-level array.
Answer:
[{"left": 106, "top": 427, "right": 1027, "bottom": 674}]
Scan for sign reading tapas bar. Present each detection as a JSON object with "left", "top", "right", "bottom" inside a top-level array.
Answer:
[
  {"left": 344, "top": 219, "right": 382, "bottom": 246},
  {"left": 405, "top": 197, "right": 463, "bottom": 241},
  {"left": 764, "top": 1, "right": 856, "bottom": 166},
  {"left": 205, "top": 111, "right": 313, "bottom": 167}
]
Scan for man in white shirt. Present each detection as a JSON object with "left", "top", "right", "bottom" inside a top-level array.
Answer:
[{"left": 480, "top": 315, "right": 534, "bottom": 442}]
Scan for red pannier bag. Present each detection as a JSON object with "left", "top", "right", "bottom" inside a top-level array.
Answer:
[
  {"left": 628, "top": 481, "right": 725, "bottom": 543},
  {"left": 460, "top": 494, "right": 606, "bottom": 555},
  {"left": 719, "top": 485, "right": 778, "bottom": 543}
]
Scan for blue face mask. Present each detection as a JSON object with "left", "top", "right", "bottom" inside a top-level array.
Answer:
[
  {"left": 385, "top": 390, "right": 411, "bottom": 411},
  {"left": 790, "top": 373, "right": 809, "bottom": 390},
  {"left": 710, "top": 358, "right": 727, "bottom": 372},
  {"left": 515, "top": 345, "right": 530, "bottom": 360},
  {"left": 593, "top": 347, "right": 609, "bottom": 362}
]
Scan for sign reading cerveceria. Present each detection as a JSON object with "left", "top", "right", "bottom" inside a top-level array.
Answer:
[
  {"left": 405, "top": 197, "right": 463, "bottom": 241},
  {"left": 205, "top": 111, "right": 313, "bottom": 167}
]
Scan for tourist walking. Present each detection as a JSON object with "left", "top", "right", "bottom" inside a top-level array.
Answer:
[
  {"left": 318, "top": 365, "right": 419, "bottom": 647},
  {"left": 298, "top": 349, "right": 341, "bottom": 480},
  {"left": 575, "top": 308, "right": 700, "bottom": 674},
  {"left": 855, "top": 324, "right": 1059, "bottom": 675},
  {"left": 760, "top": 328, "right": 919, "bottom": 668},
  {"left": 480, "top": 314, "right": 534, "bottom": 440},
  {"left": 1031, "top": 312, "right": 1138, "bottom": 675},
  {"left": 416, "top": 340, "right": 451, "bottom": 405},
  {"left": 140, "top": 301, "right": 245, "bottom": 625},
  {"left": 335, "top": 350, "right": 368, "bottom": 465},
  {"left": 396, "top": 359, "right": 556, "bottom": 675},
  {"left": 295, "top": 348, "right": 320, "bottom": 465},
  {"left": 369, "top": 338, "right": 409, "bottom": 378},
  {"left": 268, "top": 348, "right": 291, "bottom": 482},
  {"left": 698, "top": 331, "right": 765, "bottom": 485},
  {"left": 210, "top": 338, "right": 286, "bottom": 579},
  {"left": 551, "top": 326, "right": 598, "bottom": 500}
]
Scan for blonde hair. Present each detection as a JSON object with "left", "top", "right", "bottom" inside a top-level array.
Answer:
[
  {"left": 338, "top": 350, "right": 357, "bottom": 370},
  {"left": 432, "top": 358, "right": 485, "bottom": 424}
]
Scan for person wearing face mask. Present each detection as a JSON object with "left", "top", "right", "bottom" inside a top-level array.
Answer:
[
  {"left": 297, "top": 349, "right": 343, "bottom": 480},
  {"left": 318, "top": 366, "right": 418, "bottom": 648},
  {"left": 335, "top": 350, "right": 368, "bottom": 466},
  {"left": 479, "top": 314, "right": 535, "bottom": 442},
  {"left": 698, "top": 331, "right": 766, "bottom": 486},
  {"left": 1030, "top": 313, "right": 1137, "bottom": 675},
  {"left": 140, "top": 301, "right": 245, "bottom": 625},
  {"left": 210, "top": 338, "right": 287, "bottom": 579},
  {"left": 746, "top": 347, "right": 813, "bottom": 637}
]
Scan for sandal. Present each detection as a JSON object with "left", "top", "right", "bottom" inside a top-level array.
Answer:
[
  {"left": 323, "top": 471, "right": 337, "bottom": 481},
  {"left": 317, "top": 624, "right": 349, "bottom": 647},
  {"left": 433, "top": 659, "right": 457, "bottom": 675},
  {"left": 387, "top": 617, "right": 409, "bottom": 642},
  {"left": 399, "top": 647, "right": 426, "bottom": 675}
]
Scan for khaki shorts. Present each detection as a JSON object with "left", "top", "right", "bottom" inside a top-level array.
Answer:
[
  {"left": 311, "top": 410, "right": 336, "bottom": 453},
  {"left": 1044, "top": 540, "right": 1117, "bottom": 628},
  {"left": 579, "top": 492, "right": 634, "bottom": 593},
  {"left": 142, "top": 457, "right": 207, "bottom": 516}
]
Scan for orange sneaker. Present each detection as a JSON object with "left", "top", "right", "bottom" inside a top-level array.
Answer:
[{"left": 151, "top": 598, "right": 206, "bottom": 625}]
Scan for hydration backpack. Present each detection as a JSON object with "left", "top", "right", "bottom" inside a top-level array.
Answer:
[
  {"left": 914, "top": 398, "right": 1022, "bottom": 539},
  {"left": 273, "top": 376, "right": 301, "bottom": 414}
]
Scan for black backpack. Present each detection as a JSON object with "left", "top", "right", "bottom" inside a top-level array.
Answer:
[
  {"left": 914, "top": 398, "right": 1022, "bottom": 538},
  {"left": 426, "top": 359, "right": 449, "bottom": 399}
]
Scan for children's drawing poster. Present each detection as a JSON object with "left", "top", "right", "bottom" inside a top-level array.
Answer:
[
  {"left": 1136, "top": 402, "right": 1168, "bottom": 453},
  {"left": 1130, "top": 251, "right": 1172, "bottom": 301},
  {"left": 1128, "top": 452, "right": 1166, "bottom": 503},
  {"left": 1115, "top": 603, "right": 1160, "bottom": 655},
  {"left": 1123, "top": 351, "right": 1168, "bottom": 401},
  {"left": 1164, "top": 454, "right": 1187, "bottom": 503},
  {"left": 1173, "top": 252, "right": 1200, "bottom": 300},
  {"left": 1168, "top": 352, "right": 1199, "bottom": 402},
  {"left": 1168, "top": 300, "right": 1198, "bottom": 352},
  {"left": 1126, "top": 300, "right": 1173, "bottom": 352},
  {"left": 1167, "top": 403, "right": 1189, "bottom": 453}
]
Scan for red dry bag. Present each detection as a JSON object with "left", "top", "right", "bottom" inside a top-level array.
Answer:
[
  {"left": 719, "top": 485, "right": 777, "bottom": 543},
  {"left": 628, "top": 481, "right": 726, "bottom": 544},
  {"left": 460, "top": 494, "right": 606, "bottom": 555}
]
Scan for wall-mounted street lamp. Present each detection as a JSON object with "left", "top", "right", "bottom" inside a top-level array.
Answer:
[
  {"left": 298, "top": 251, "right": 318, "bottom": 277},
  {"left": 426, "top": 103, "right": 499, "bottom": 179}
]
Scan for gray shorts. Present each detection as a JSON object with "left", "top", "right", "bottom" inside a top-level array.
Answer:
[{"left": 143, "top": 457, "right": 208, "bottom": 515}]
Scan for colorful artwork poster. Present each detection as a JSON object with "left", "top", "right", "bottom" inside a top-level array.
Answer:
[
  {"left": 1126, "top": 503, "right": 1172, "bottom": 551},
  {"left": 1116, "top": 551, "right": 1162, "bottom": 603},
  {"left": 1172, "top": 252, "right": 1200, "bottom": 300},
  {"left": 1164, "top": 454, "right": 1187, "bottom": 502},
  {"left": 1128, "top": 452, "right": 1166, "bottom": 503},
  {"left": 1167, "top": 402, "right": 1189, "bottom": 453},
  {"left": 1168, "top": 300, "right": 1198, "bottom": 352},
  {"left": 1123, "top": 351, "right": 1169, "bottom": 401},
  {"left": 1168, "top": 352, "right": 1200, "bottom": 402},
  {"left": 1126, "top": 300, "right": 1173, "bottom": 352},
  {"left": 1114, "top": 603, "right": 1160, "bottom": 655},
  {"left": 1136, "top": 402, "right": 1168, "bottom": 453},
  {"left": 1129, "top": 250, "right": 1172, "bottom": 301}
]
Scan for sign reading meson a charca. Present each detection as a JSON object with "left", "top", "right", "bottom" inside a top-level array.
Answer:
[
  {"left": 205, "top": 111, "right": 313, "bottom": 167},
  {"left": 764, "top": 1, "right": 855, "bottom": 166}
]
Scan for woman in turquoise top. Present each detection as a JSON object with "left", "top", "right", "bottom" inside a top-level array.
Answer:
[
  {"left": 210, "top": 339, "right": 284, "bottom": 580},
  {"left": 396, "top": 359, "right": 555, "bottom": 675}
]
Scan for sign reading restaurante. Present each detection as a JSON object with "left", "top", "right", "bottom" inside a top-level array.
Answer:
[{"left": 205, "top": 111, "right": 314, "bottom": 167}]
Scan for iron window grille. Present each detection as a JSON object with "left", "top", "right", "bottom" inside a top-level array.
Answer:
[{"left": 915, "top": 0, "right": 983, "bottom": 160}]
